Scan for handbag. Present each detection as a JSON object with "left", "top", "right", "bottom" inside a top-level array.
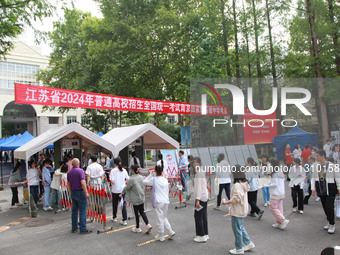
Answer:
[{"left": 151, "top": 178, "right": 157, "bottom": 208}]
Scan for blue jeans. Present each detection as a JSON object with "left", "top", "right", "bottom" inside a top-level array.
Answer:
[
  {"left": 71, "top": 190, "right": 87, "bottom": 232},
  {"left": 43, "top": 185, "right": 50, "bottom": 207},
  {"left": 231, "top": 216, "right": 251, "bottom": 250},
  {"left": 30, "top": 185, "right": 39, "bottom": 205},
  {"left": 180, "top": 170, "right": 187, "bottom": 192},
  {"left": 262, "top": 187, "right": 270, "bottom": 203},
  {"left": 48, "top": 188, "right": 61, "bottom": 209}
]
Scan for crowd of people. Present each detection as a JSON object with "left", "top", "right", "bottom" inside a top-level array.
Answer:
[{"left": 5, "top": 137, "right": 340, "bottom": 254}]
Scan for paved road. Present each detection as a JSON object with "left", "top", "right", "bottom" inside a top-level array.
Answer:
[{"left": 0, "top": 181, "right": 339, "bottom": 255}]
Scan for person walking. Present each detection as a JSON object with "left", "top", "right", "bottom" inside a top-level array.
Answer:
[
  {"left": 121, "top": 164, "right": 152, "bottom": 233},
  {"left": 67, "top": 158, "right": 91, "bottom": 234},
  {"left": 312, "top": 150, "right": 340, "bottom": 234},
  {"left": 259, "top": 155, "right": 271, "bottom": 207},
  {"left": 330, "top": 145, "right": 339, "bottom": 164},
  {"left": 301, "top": 145, "right": 312, "bottom": 165},
  {"left": 265, "top": 159, "right": 289, "bottom": 230},
  {"left": 130, "top": 151, "right": 141, "bottom": 168},
  {"left": 49, "top": 162, "right": 68, "bottom": 211},
  {"left": 193, "top": 157, "right": 209, "bottom": 243},
  {"left": 9, "top": 162, "right": 23, "bottom": 208},
  {"left": 110, "top": 158, "right": 129, "bottom": 225},
  {"left": 246, "top": 158, "right": 264, "bottom": 219},
  {"left": 223, "top": 164, "right": 255, "bottom": 255},
  {"left": 289, "top": 158, "right": 306, "bottom": 214},
  {"left": 284, "top": 144, "right": 293, "bottom": 181},
  {"left": 323, "top": 139, "right": 332, "bottom": 158},
  {"left": 27, "top": 159, "right": 40, "bottom": 205},
  {"left": 293, "top": 144, "right": 302, "bottom": 160},
  {"left": 214, "top": 153, "right": 231, "bottom": 211},
  {"left": 86, "top": 155, "right": 104, "bottom": 186},
  {"left": 144, "top": 165, "right": 176, "bottom": 241},
  {"left": 42, "top": 160, "right": 53, "bottom": 211},
  {"left": 178, "top": 150, "right": 189, "bottom": 196}
]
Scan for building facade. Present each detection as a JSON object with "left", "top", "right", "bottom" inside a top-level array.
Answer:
[{"left": 0, "top": 42, "right": 83, "bottom": 137}]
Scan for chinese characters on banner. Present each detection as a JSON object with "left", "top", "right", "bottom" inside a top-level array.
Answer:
[
  {"left": 15, "top": 83, "right": 229, "bottom": 116},
  {"left": 243, "top": 109, "right": 278, "bottom": 144}
]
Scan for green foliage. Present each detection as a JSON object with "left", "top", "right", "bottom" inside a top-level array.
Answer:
[
  {"left": 158, "top": 121, "right": 181, "bottom": 142},
  {"left": 0, "top": 0, "right": 53, "bottom": 56}
]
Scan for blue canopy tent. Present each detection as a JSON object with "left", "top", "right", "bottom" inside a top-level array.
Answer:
[
  {"left": 97, "top": 132, "right": 104, "bottom": 137},
  {"left": 0, "top": 135, "right": 18, "bottom": 147},
  {"left": 0, "top": 132, "right": 34, "bottom": 151},
  {"left": 272, "top": 126, "right": 318, "bottom": 160},
  {"left": 0, "top": 132, "right": 53, "bottom": 151}
]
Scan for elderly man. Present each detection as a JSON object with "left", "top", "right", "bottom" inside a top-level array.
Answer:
[{"left": 67, "top": 158, "right": 91, "bottom": 234}]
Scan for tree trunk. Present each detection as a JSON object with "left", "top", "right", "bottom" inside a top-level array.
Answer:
[
  {"left": 251, "top": 0, "right": 263, "bottom": 109},
  {"left": 265, "top": 0, "right": 281, "bottom": 133},
  {"left": 220, "top": 0, "right": 232, "bottom": 78},
  {"left": 232, "top": 0, "right": 240, "bottom": 144},
  {"left": 327, "top": 0, "right": 340, "bottom": 76},
  {"left": 306, "top": 0, "right": 329, "bottom": 143}
]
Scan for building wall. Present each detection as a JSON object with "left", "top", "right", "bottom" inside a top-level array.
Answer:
[{"left": 0, "top": 42, "right": 84, "bottom": 138}]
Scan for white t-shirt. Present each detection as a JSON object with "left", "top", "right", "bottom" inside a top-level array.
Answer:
[
  {"left": 293, "top": 149, "right": 302, "bottom": 159},
  {"left": 86, "top": 162, "right": 104, "bottom": 184},
  {"left": 323, "top": 144, "right": 331, "bottom": 157},
  {"left": 27, "top": 168, "right": 40, "bottom": 186},
  {"left": 110, "top": 168, "right": 129, "bottom": 193},
  {"left": 216, "top": 159, "right": 231, "bottom": 184}
]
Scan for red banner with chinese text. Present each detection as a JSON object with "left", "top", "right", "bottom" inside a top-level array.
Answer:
[
  {"left": 243, "top": 109, "right": 278, "bottom": 144},
  {"left": 15, "top": 83, "right": 229, "bottom": 116}
]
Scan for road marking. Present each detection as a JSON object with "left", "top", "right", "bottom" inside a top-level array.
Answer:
[
  {"left": 223, "top": 213, "right": 231, "bottom": 217},
  {"left": 106, "top": 224, "right": 135, "bottom": 234},
  {"left": 137, "top": 235, "right": 169, "bottom": 247}
]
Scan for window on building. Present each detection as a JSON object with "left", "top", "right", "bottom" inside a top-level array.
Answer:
[
  {"left": 81, "top": 116, "right": 90, "bottom": 126},
  {"left": 0, "top": 62, "right": 40, "bottom": 89},
  {"left": 67, "top": 116, "right": 77, "bottom": 124},
  {"left": 168, "top": 116, "right": 175, "bottom": 124},
  {"left": 49, "top": 117, "right": 59, "bottom": 124}
]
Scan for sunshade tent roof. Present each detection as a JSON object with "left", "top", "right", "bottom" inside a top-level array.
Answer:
[
  {"left": 14, "top": 123, "right": 116, "bottom": 161},
  {"left": 102, "top": 123, "right": 179, "bottom": 155}
]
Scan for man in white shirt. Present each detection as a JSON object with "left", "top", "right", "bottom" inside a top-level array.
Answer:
[
  {"left": 323, "top": 140, "right": 332, "bottom": 158},
  {"left": 86, "top": 155, "right": 104, "bottom": 186}
]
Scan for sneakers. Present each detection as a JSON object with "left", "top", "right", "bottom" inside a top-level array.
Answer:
[
  {"left": 243, "top": 242, "right": 255, "bottom": 252},
  {"left": 194, "top": 236, "right": 207, "bottom": 243},
  {"left": 214, "top": 206, "right": 221, "bottom": 211},
  {"left": 71, "top": 228, "right": 78, "bottom": 233},
  {"left": 79, "top": 229, "right": 92, "bottom": 234},
  {"left": 264, "top": 202, "right": 268, "bottom": 207},
  {"left": 328, "top": 225, "right": 335, "bottom": 234},
  {"left": 292, "top": 207, "right": 297, "bottom": 212},
  {"left": 43, "top": 206, "right": 53, "bottom": 211},
  {"left": 112, "top": 218, "right": 117, "bottom": 223},
  {"left": 257, "top": 210, "right": 264, "bottom": 220},
  {"left": 155, "top": 235, "right": 165, "bottom": 242},
  {"left": 229, "top": 248, "right": 244, "bottom": 254},
  {"left": 279, "top": 219, "right": 289, "bottom": 230},
  {"left": 272, "top": 223, "right": 281, "bottom": 229},
  {"left": 131, "top": 227, "right": 142, "bottom": 233},
  {"left": 168, "top": 230, "right": 176, "bottom": 239},
  {"left": 205, "top": 235, "right": 209, "bottom": 240},
  {"left": 316, "top": 197, "right": 321, "bottom": 202},
  {"left": 324, "top": 224, "right": 330, "bottom": 230},
  {"left": 299, "top": 210, "right": 304, "bottom": 214},
  {"left": 248, "top": 213, "right": 256, "bottom": 217},
  {"left": 146, "top": 224, "right": 152, "bottom": 233},
  {"left": 120, "top": 220, "right": 127, "bottom": 226}
]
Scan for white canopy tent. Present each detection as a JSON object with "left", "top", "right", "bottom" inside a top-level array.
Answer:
[
  {"left": 102, "top": 123, "right": 179, "bottom": 155},
  {"left": 14, "top": 123, "right": 116, "bottom": 161}
]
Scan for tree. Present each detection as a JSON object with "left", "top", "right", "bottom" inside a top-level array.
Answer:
[{"left": 0, "top": 0, "right": 53, "bottom": 56}]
